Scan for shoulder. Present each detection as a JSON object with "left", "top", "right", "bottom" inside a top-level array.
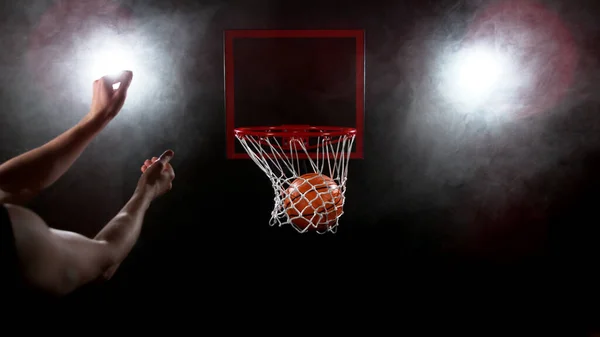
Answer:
[
  {"left": 0, "top": 203, "right": 20, "bottom": 282},
  {"left": 4, "top": 203, "right": 54, "bottom": 257},
  {"left": 0, "top": 203, "right": 50, "bottom": 301},
  {"left": 3, "top": 204, "right": 63, "bottom": 293},
  {"left": 4, "top": 203, "right": 44, "bottom": 222}
]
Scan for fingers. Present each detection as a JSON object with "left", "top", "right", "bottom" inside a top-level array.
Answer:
[
  {"left": 150, "top": 150, "right": 174, "bottom": 177},
  {"left": 141, "top": 157, "right": 159, "bottom": 172},
  {"left": 144, "top": 158, "right": 158, "bottom": 166},
  {"left": 99, "top": 76, "right": 115, "bottom": 96},
  {"left": 140, "top": 150, "right": 175, "bottom": 174},
  {"left": 141, "top": 160, "right": 167, "bottom": 173},
  {"left": 99, "top": 70, "right": 133, "bottom": 90},
  {"left": 95, "top": 70, "right": 133, "bottom": 102}
]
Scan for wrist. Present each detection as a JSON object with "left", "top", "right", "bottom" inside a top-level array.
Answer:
[
  {"left": 132, "top": 187, "right": 154, "bottom": 204},
  {"left": 78, "top": 112, "right": 110, "bottom": 132}
]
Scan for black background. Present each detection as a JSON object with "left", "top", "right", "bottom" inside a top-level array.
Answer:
[
  {"left": 232, "top": 36, "right": 359, "bottom": 155},
  {"left": 0, "top": 0, "right": 600, "bottom": 325}
]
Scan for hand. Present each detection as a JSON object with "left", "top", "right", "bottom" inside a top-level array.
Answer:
[
  {"left": 87, "top": 70, "right": 133, "bottom": 123},
  {"left": 136, "top": 150, "right": 176, "bottom": 201}
]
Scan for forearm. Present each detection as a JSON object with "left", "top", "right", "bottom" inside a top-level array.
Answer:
[
  {"left": 95, "top": 190, "right": 152, "bottom": 264},
  {"left": 0, "top": 114, "right": 107, "bottom": 198}
]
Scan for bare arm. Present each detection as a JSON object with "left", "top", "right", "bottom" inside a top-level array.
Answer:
[
  {"left": 0, "top": 117, "right": 106, "bottom": 204},
  {"left": 5, "top": 150, "right": 175, "bottom": 296},
  {"left": 0, "top": 71, "right": 133, "bottom": 205},
  {"left": 93, "top": 191, "right": 151, "bottom": 269},
  {"left": 6, "top": 192, "right": 150, "bottom": 295}
]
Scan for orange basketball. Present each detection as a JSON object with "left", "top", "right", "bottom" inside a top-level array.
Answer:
[{"left": 283, "top": 173, "right": 344, "bottom": 232}]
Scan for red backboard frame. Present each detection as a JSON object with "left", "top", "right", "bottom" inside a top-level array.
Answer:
[{"left": 224, "top": 29, "right": 365, "bottom": 160}]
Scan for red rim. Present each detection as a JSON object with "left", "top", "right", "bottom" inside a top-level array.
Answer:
[{"left": 234, "top": 125, "right": 357, "bottom": 138}]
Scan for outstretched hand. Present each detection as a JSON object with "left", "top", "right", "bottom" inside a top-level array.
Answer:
[
  {"left": 136, "top": 150, "right": 176, "bottom": 201},
  {"left": 87, "top": 70, "right": 134, "bottom": 123}
]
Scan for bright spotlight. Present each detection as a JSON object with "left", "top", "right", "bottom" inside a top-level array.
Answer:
[
  {"left": 70, "top": 29, "right": 161, "bottom": 113},
  {"left": 88, "top": 40, "right": 136, "bottom": 86},
  {"left": 439, "top": 43, "right": 520, "bottom": 114},
  {"left": 454, "top": 46, "right": 505, "bottom": 98}
]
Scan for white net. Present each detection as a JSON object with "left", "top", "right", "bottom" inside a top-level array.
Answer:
[{"left": 235, "top": 126, "right": 356, "bottom": 234}]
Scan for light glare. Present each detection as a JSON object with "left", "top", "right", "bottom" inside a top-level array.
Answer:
[
  {"left": 89, "top": 42, "right": 136, "bottom": 82},
  {"left": 454, "top": 46, "right": 505, "bottom": 98},
  {"left": 438, "top": 43, "right": 522, "bottom": 115}
]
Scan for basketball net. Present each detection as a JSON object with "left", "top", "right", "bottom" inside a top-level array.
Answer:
[{"left": 236, "top": 130, "right": 355, "bottom": 234}]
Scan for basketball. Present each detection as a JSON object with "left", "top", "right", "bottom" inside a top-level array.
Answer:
[{"left": 283, "top": 173, "right": 344, "bottom": 231}]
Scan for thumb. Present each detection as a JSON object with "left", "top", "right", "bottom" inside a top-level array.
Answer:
[
  {"left": 144, "top": 150, "right": 174, "bottom": 175},
  {"left": 115, "top": 70, "right": 134, "bottom": 95},
  {"left": 158, "top": 149, "right": 174, "bottom": 164},
  {"left": 120, "top": 70, "right": 133, "bottom": 89}
]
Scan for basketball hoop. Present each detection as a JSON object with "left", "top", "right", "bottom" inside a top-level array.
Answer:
[{"left": 235, "top": 125, "right": 356, "bottom": 234}]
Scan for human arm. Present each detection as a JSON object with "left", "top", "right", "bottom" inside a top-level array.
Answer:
[
  {"left": 5, "top": 150, "right": 175, "bottom": 296},
  {"left": 0, "top": 71, "right": 133, "bottom": 205}
]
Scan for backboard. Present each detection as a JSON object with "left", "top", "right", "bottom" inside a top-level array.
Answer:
[{"left": 224, "top": 29, "right": 365, "bottom": 159}]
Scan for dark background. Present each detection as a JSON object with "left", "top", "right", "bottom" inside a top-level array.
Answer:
[
  {"left": 1, "top": 0, "right": 600, "bottom": 323},
  {"left": 233, "top": 37, "right": 357, "bottom": 128},
  {"left": 232, "top": 36, "right": 359, "bottom": 155}
]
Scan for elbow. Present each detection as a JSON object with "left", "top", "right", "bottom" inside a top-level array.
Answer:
[
  {"left": 101, "top": 264, "right": 120, "bottom": 281},
  {"left": 43, "top": 274, "right": 80, "bottom": 297},
  {"left": 98, "top": 245, "right": 122, "bottom": 281},
  {"left": 52, "top": 265, "right": 113, "bottom": 295},
  {"left": 55, "top": 249, "right": 119, "bottom": 294},
  {"left": 53, "top": 267, "right": 91, "bottom": 296}
]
